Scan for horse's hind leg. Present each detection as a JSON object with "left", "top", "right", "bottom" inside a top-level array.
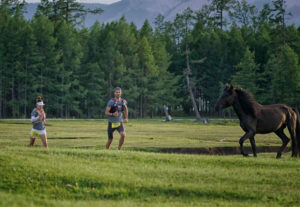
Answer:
[
  {"left": 275, "top": 129, "right": 290, "bottom": 158},
  {"left": 287, "top": 113, "right": 298, "bottom": 157},
  {"left": 250, "top": 137, "right": 257, "bottom": 157},
  {"left": 289, "top": 130, "right": 297, "bottom": 157}
]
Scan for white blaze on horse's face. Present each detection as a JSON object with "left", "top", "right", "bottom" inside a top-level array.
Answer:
[{"left": 114, "top": 90, "right": 122, "bottom": 99}]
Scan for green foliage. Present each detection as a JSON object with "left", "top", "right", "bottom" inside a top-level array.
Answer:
[
  {"left": 231, "top": 47, "right": 259, "bottom": 95},
  {"left": 36, "top": 0, "right": 103, "bottom": 26},
  {"left": 229, "top": 0, "right": 258, "bottom": 27},
  {"left": 0, "top": 0, "right": 299, "bottom": 118},
  {"left": 268, "top": 45, "right": 300, "bottom": 105},
  {"left": 208, "top": 0, "right": 235, "bottom": 30},
  {"left": 31, "top": 15, "right": 61, "bottom": 116}
]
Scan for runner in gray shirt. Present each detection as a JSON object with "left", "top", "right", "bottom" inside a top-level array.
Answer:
[
  {"left": 105, "top": 87, "right": 128, "bottom": 150},
  {"left": 29, "top": 96, "right": 48, "bottom": 148}
]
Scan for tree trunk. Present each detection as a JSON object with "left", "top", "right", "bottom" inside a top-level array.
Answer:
[
  {"left": 220, "top": 8, "right": 223, "bottom": 30},
  {"left": 0, "top": 86, "right": 2, "bottom": 118},
  {"left": 185, "top": 43, "right": 201, "bottom": 121},
  {"left": 24, "top": 58, "right": 28, "bottom": 117},
  {"left": 3, "top": 76, "right": 6, "bottom": 117},
  {"left": 17, "top": 79, "right": 21, "bottom": 118},
  {"left": 40, "top": 66, "right": 43, "bottom": 94},
  {"left": 108, "top": 74, "right": 112, "bottom": 97},
  {"left": 143, "top": 96, "right": 147, "bottom": 118},
  {"left": 61, "top": 64, "right": 64, "bottom": 117},
  {"left": 66, "top": 1, "right": 69, "bottom": 24},
  {"left": 140, "top": 94, "right": 143, "bottom": 118},
  {"left": 11, "top": 65, "right": 15, "bottom": 118},
  {"left": 282, "top": 6, "right": 286, "bottom": 45},
  {"left": 0, "top": 64, "right": 2, "bottom": 118},
  {"left": 140, "top": 67, "right": 145, "bottom": 118}
]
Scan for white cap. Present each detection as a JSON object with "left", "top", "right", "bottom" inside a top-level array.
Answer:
[{"left": 36, "top": 102, "right": 45, "bottom": 106}]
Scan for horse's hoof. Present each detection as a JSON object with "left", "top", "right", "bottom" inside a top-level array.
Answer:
[
  {"left": 276, "top": 153, "right": 281, "bottom": 159},
  {"left": 253, "top": 154, "right": 257, "bottom": 157},
  {"left": 242, "top": 153, "right": 249, "bottom": 157}
]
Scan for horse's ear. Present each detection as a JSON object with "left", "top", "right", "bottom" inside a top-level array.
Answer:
[{"left": 229, "top": 84, "right": 233, "bottom": 90}]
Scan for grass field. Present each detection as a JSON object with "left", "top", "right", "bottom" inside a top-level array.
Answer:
[{"left": 0, "top": 119, "right": 299, "bottom": 206}]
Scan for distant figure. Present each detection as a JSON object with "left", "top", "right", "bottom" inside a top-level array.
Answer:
[
  {"left": 164, "top": 105, "right": 172, "bottom": 121},
  {"left": 105, "top": 87, "right": 128, "bottom": 150},
  {"left": 29, "top": 96, "right": 48, "bottom": 148}
]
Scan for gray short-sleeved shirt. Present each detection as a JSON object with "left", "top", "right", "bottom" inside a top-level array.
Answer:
[
  {"left": 107, "top": 99, "right": 127, "bottom": 123},
  {"left": 31, "top": 108, "right": 45, "bottom": 130}
]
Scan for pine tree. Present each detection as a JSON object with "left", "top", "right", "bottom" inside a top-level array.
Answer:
[
  {"left": 0, "top": 3, "right": 10, "bottom": 117},
  {"left": 269, "top": 0, "right": 291, "bottom": 45},
  {"left": 209, "top": 0, "right": 235, "bottom": 30},
  {"left": 137, "top": 36, "right": 157, "bottom": 117},
  {"left": 231, "top": 47, "right": 259, "bottom": 95},
  {"left": 36, "top": 0, "right": 103, "bottom": 26},
  {"left": 31, "top": 15, "right": 61, "bottom": 116},
  {"left": 55, "top": 21, "right": 83, "bottom": 117},
  {"left": 79, "top": 22, "right": 106, "bottom": 118},
  {"left": 269, "top": 45, "right": 299, "bottom": 105},
  {"left": 174, "top": 8, "right": 202, "bottom": 120},
  {"left": 229, "top": 0, "right": 258, "bottom": 27}
]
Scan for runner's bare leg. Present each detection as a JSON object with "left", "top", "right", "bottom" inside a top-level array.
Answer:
[
  {"left": 40, "top": 134, "right": 48, "bottom": 148},
  {"left": 118, "top": 132, "right": 126, "bottom": 150},
  {"left": 29, "top": 137, "right": 35, "bottom": 147},
  {"left": 106, "top": 139, "right": 113, "bottom": 149}
]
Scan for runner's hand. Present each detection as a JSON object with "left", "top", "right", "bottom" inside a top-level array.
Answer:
[
  {"left": 38, "top": 111, "right": 44, "bottom": 120},
  {"left": 124, "top": 118, "right": 128, "bottom": 123},
  {"left": 112, "top": 111, "right": 118, "bottom": 117}
]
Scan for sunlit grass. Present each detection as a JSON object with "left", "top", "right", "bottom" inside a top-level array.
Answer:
[
  {"left": 0, "top": 119, "right": 287, "bottom": 149},
  {"left": 0, "top": 119, "right": 299, "bottom": 207}
]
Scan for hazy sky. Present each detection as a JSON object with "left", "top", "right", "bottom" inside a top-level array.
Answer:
[{"left": 26, "top": 0, "right": 121, "bottom": 4}]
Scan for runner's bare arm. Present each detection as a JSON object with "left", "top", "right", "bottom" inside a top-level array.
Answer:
[
  {"left": 105, "top": 107, "right": 118, "bottom": 117},
  {"left": 124, "top": 104, "right": 128, "bottom": 123},
  {"left": 43, "top": 112, "right": 46, "bottom": 124},
  {"left": 105, "top": 107, "right": 111, "bottom": 116}
]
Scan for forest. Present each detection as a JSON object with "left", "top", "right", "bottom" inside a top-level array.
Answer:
[{"left": 0, "top": 0, "right": 299, "bottom": 118}]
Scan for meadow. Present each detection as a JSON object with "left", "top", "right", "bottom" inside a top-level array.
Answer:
[{"left": 0, "top": 119, "right": 299, "bottom": 206}]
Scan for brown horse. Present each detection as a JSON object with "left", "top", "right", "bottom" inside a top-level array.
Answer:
[{"left": 215, "top": 84, "right": 300, "bottom": 158}]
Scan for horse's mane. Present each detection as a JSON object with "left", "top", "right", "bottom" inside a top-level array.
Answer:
[{"left": 234, "top": 87, "right": 260, "bottom": 117}]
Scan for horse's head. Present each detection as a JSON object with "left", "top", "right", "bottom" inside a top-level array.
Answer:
[{"left": 215, "top": 84, "right": 236, "bottom": 112}]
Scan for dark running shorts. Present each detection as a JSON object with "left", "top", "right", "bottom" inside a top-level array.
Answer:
[{"left": 107, "top": 122, "right": 125, "bottom": 139}]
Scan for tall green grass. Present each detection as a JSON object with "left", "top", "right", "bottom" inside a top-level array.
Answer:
[
  {"left": 0, "top": 120, "right": 299, "bottom": 206},
  {"left": 0, "top": 119, "right": 286, "bottom": 149}
]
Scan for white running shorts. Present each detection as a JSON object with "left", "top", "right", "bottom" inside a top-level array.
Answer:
[{"left": 30, "top": 128, "right": 46, "bottom": 139}]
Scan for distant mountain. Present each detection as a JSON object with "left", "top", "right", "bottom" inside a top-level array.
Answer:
[{"left": 23, "top": 0, "right": 300, "bottom": 28}]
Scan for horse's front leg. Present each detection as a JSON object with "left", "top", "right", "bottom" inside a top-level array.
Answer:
[
  {"left": 239, "top": 131, "right": 254, "bottom": 157},
  {"left": 249, "top": 137, "right": 257, "bottom": 157}
]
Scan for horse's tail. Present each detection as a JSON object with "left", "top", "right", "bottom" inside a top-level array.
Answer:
[{"left": 292, "top": 107, "right": 300, "bottom": 157}]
